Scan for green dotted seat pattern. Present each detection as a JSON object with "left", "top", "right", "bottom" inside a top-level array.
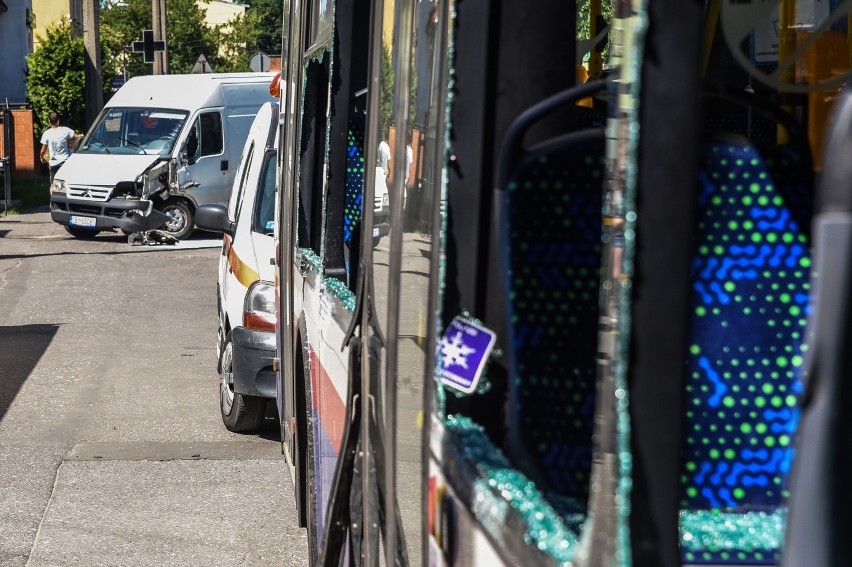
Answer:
[
  {"left": 344, "top": 113, "right": 366, "bottom": 245},
  {"left": 504, "top": 138, "right": 605, "bottom": 516},
  {"left": 679, "top": 139, "right": 813, "bottom": 564}
]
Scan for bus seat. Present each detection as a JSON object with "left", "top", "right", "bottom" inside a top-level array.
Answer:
[
  {"left": 503, "top": 131, "right": 605, "bottom": 509},
  {"left": 344, "top": 112, "right": 366, "bottom": 246},
  {"left": 679, "top": 135, "right": 813, "bottom": 565}
]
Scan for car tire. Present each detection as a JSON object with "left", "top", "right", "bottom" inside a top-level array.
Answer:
[
  {"left": 64, "top": 226, "right": 101, "bottom": 239},
  {"left": 156, "top": 198, "right": 194, "bottom": 240},
  {"left": 219, "top": 331, "right": 266, "bottom": 433}
]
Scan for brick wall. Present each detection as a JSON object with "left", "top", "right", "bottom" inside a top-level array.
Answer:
[{"left": 10, "top": 109, "right": 39, "bottom": 177}]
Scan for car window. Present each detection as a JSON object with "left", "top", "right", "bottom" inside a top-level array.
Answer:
[
  {"left": 187, "top": 111, "right": 223, "bottom": 163},
  {"left": 254, "top": 152, "right": 277, "bottom": 235},
  {"left": 230, "top": 143, "right": 255, "bottom": 227}
]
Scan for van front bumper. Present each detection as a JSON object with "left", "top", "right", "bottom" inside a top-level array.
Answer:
[
  {"left": 50, "top": 194, "right": 167, "bottom": 233},
  {"left": 231, "top": 326, "right": 277, "bottom": 399}
]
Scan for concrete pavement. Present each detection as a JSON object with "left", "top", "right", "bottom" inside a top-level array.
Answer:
[{"left": 0, "top": 211, "right": 307, "bottom": 566}]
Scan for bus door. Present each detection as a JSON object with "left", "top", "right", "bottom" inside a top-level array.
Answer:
[
  {"left": 317, "top": 0, "right": 450, "bottom": 563},
  {"left": 359, "top": 0, "right": 451, "bottom": 563},
  {"left": 275, "top": 0, "right": 372, "bottom": 561}
]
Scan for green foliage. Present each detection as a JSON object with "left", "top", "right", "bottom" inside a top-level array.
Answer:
[
  {"left": 9, "top": 174, "right": 51, "bottom": 213},
  {"left": 246, "top": 0, "right": 284, "bottom": 55},
  {"left": 100, "top": 0, "right": 279, "bottom": 78},
  {"left": 100, "top": 0, "right": 152, "bottom": 79},
  {"left": 166, "top": 0, "right": 219, "bottom": 73},
  {"left": 576, "top": 0, "right": 613, "bottom": 66},
  {"left": 26, "top": 19, "right": 114, "bottom": 134},
  {"left": 379, "top": 42, "right": 393, "bottom": 140},
  {"left": 211, "top": 11, "right": 262, "bottom": 72}
]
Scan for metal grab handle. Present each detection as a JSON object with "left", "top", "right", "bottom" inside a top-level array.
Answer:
[{"left": 498, "top": 79, "right": 611, "bottom": 189}]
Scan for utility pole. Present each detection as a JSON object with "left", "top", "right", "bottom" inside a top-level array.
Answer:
[
  {"left": 82, "top": 0, "right": 103, "bottom": 128},
  {"left": 152, "top": 0, "right": 169, "bottom": 75}
]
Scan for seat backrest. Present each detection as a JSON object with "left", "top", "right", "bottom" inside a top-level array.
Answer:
[
  {"left": 343, "top": 112, "right": 366, "bottom": 246},
  {"left": 503, "top": 133, "right": 606, "bottom": 504},
  {"left": 679, "top": 135, "right": 813, "bottom": 564}
]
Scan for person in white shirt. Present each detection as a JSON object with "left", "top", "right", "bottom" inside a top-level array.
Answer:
[
  {"left": 40, "top": 112, "right": 82, "bottom": 182},
  {"left": 378, "top": 139, "right": 391, "bottom": 177}
]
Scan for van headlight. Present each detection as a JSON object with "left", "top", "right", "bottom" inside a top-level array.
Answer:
[
  {"left": 51, "top": 179, "right": 67, "bottom": 193},
  {"left": 243, "top": 281, "right": 276, "bottom": 332}
]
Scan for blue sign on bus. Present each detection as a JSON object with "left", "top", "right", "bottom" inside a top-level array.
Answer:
[{"left": 438, "top": 316, "right": 497, "bottom": 394}]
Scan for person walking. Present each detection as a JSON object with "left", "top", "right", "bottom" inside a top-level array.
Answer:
[{"left": 40, "top": 112, "right": 82, "bottom": 183}]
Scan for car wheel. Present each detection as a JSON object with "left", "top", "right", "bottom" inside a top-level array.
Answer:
[
  {"left": 219, "top": 331, "right": 266, "bottom": 433},
  {"left": 216, "top": 322, "right": 225, "bottom": 373},
  {"left": 64, "top": 226, "right": 101, "bottom": 239},
  {"left": 156, "top": 199, "right": 194, "bottom": 240}
]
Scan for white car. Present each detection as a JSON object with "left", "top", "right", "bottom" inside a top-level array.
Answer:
[{"left": 196, "top": 102, "right": 278, "bottom": 432}]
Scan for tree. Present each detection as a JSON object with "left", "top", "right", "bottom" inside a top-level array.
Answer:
[
  {"left": 576, "top": 0, "right": 613, "bottom": 67},
  {"left": 245, "top": 0, "right": 283, "bottom": 56},
  {"left": 99, "top": 0, "right": 151, "bottom": 80},
  {"left": 26, "top": 19, "right": 116, "bottom": 134},
  {"left": 100, "top": 0, "right": 219, "bottom": 77},
  {"left": 211, "top": 11, "right": 262, "bottom": 73},
  {"left": 166, "top": 0, "right": 219, "bottom": 73}
]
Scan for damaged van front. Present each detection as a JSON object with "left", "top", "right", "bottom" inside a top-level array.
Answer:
[
  {"left": 49, "top": 106, "right": 190, "bottom": 239},
  {"left": 49, "top": 73, "right": 277, "bottom": 241}
]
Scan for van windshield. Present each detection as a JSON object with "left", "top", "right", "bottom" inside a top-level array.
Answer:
[{"left": 79, "top": 107, "right": 189, "bottom": 156}]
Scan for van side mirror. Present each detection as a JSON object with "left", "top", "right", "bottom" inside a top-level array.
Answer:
[{"left": 196, "top": 204, "right": 234, "bottom": 236}]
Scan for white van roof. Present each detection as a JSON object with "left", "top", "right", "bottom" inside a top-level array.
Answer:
[{"left": 106, "top": 73, "right": 277, "bottom": 111}]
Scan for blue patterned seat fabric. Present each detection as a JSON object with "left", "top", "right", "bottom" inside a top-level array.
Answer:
[
  {"left": 506, "top": 139, "right": 605, "bottom": 514},
  {"left": 679, "top": 139, "right": 813, "bottom": 565},
  {"left": 344, "top": 113, "right": 366, "bottom": 245}
]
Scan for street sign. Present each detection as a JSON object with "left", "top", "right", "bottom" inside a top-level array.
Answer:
[
  {"left": 191, "top": 55, "right": 213, "bottom": 74},
  {"left": 131, "top": 29, "right": 165, "bottom": 64},
  {"left": 250, "top": 52, "right": 271, "bottom": 72}
]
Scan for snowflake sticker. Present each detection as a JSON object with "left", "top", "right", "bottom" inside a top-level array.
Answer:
[{"left": 438, "top": 316, "right": 496, "bottom": 394}]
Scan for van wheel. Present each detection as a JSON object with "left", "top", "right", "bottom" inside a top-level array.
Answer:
[
  {"left": 219, "top": 331, "right": 266, "bottom": 433},
  {"left": 64, "top": 226, "right": 100, "bottom": 239},
  {"left": 156, "top": 199, "right": 194, "bottom": 240}
]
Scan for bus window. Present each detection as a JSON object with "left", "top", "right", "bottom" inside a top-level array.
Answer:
[
  {"left": 253, "top": 152, "right": 277, "bottom": 235},
  {"left": 368, "top": 0, "right": 402, "bottom": 562},
  {"left": 628, "top": 1, "right": 837, "bottom": 564},
  {"left": 297, "top": 52, "right": 330, "bottom": 253}
]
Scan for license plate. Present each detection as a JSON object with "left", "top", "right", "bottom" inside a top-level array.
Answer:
[
  {"left": 373, "top": 227, "right": 380, "bottom": 237},
  {"left": 70, "top": 215, "right": 96, "bottom": 228}
]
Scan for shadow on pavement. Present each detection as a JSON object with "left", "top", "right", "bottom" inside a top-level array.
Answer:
[{"left": 0, "top": 324, "right": 59, "bottom": 422}]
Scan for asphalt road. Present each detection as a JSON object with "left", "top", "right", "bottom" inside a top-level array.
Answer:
[{"left": 0, "top": 211, "right": 307, "bottom": 566}]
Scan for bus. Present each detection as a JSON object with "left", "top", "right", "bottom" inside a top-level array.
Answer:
[{"left": 271, "top": 0, "right": 852, "bottom": 564}]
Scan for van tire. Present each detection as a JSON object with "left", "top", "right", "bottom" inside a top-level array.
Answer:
[
  {"left": 156, "top": 199, "right": 194, "bottom": 240},
  {"left": 219, "top": 332, "right": 266, "bottom": 433},
  {"left": 64, "top": 226, "right": 101, "bottom": 239}
]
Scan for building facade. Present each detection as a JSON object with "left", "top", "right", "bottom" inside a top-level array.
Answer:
[
  {"left": 31, "top": 0, "right": 82, "bottom": 48},
  {"left": 0, "top": 0, "right": 36, "bottom": 105}
]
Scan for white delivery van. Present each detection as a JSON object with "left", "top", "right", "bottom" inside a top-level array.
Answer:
[
  {"left": 196, "top": 102, "right": 278, "bottom": 432},
  {"left": 49, "top": 73, "right": 277, "bottom": 240}
]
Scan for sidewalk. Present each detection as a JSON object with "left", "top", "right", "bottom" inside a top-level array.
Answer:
[{"left": 0, "top": 209, "right": 65, "bottom": 240}]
